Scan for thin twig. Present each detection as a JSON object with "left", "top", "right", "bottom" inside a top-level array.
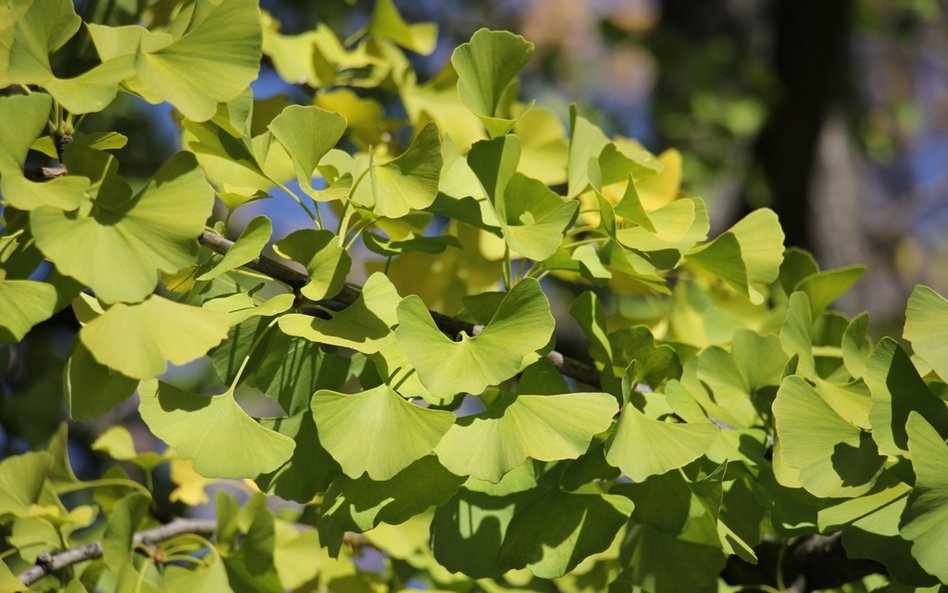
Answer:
[
  {"left": 18, "top": 519, "right": 216, "bottom": 586},
  {"left": 198, "top": 231, "right": 605, "bottom": 388}
]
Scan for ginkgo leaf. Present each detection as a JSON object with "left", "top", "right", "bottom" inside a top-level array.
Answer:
[
  {"left": 362, "top": 122, "right": 442, "bottom": 218},
  {"left": 279, "top": 272, "right": 399, "bottom": 354},
  {"left": 904, "top": 285, "right": 948, "bottom": 382},
  {"left": 452, "top": 29, "right": 534, "bottom": 136},
  {"left": 32, "top": 152, "right": 215, "bottom": 304},
  {"left": 198, "top": 216, "right": 272, "bottom": 281},
  {"left": 268, "top": 105, "right": 347, "bottom": 199},
  {"left": 772, "top": 376, "right": 884, "bottom": 498},
  {"left": 272, "top": 229, "right": 350, "bottom": 301},
  {"left": 87, "top": 0, "right": 263, "bottom": 121},
  {"left": 0, "top": 279, "right": 57, "bottom": 343},
  {"left": 435, "top": 393, "right": 617, "bottom": 482},
  {"left": 65, "top": 341, "right": 137, "bottom": 420},
  {"left": 366, "top": 0, "right": 437, "bottom": 55},
  {"left": 635, "top": 148, "right": 682, "bottom": 211},
  {"left": 468, "top": 136, "right": 577, "bottom": 260},
  {"left": 566, "top": 107, "right": 610, "bottom": 199},
  {"left": 139, "top": 379, "right": 294, "bottom": 478},
  {"left": 311, "top": 384, "right": 455, "bottom": 480},
  {"left": 80, "top": 295, "right": 229, "bottom": 379},
  {"left": 92, "top": 426, "right": 170, "bottom": 471},
  {"left": 0, "top": 0, "right": 134, "bottom": 113},
  {"left": 605, "top": 406, "right": 718, "bottom": 482},
  {"left": 796, "top": 266, "right": 865, "bottom": 315},
  {"left": 900, "top": 412, "right": 948, "bottom": 583},
  {"left": 499, "top": 489, "right": 633, "bottom": 578},
  {"left": 0, "top": 451, "right": 53, "bottom": 519},
  {"left": 0, "top": 94, "right": 89, "bottom": 211},
  {"left": 863, "top": 338, "right": 948, "bottom": 457},
  {"left": 317, "top": 456, "right": 462, "bottom": 551},
  {"left": 687, "top": 209, "right": 784, "bottom": 303},
  {"left": 395, "top": 278, "right": 554, "bottom": 398}
]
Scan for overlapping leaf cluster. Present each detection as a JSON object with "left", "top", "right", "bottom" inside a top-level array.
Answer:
[{"left": 1, "top": 1, "right": 946, "bottom": 592}]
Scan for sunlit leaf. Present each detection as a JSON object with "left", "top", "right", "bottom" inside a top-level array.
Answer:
[
  {"left": 361, "top": 122, "right": 442, "bottom": 218},
  {"left": 395, "top": 278, "right": 554, "bottom": 398},
  {"left": 198, "top": 216, "right": 272, "bottom": 281},
  {"left": 452, "top": 29, "right": 534, "bottom": 136},
  {"left": 32, "top": 152, "right": 215, "bottom": 304},
  {"left": 0, "top": 94, "right": 88, "bottom": 211},
  {"left": 279, "top": 272, "right": 399, "bottom": 354},
  {"left": 904, "top": 285, "right": 948, "bottom": 382},
  {"left": 272, "top": 229, "right": 350, "bottom": 301},
  {"left": 605, "top": 407, "right": 718, "bottom": 482},
  {"left": 0, "top": 278, "right": 57, "bottom": 343},
  {"left": 139, "top": 379, "right": 294, "bottom": 478},
  {"left": 436, "top": 393, "right": 617, "bottom": 482},
  {"left": 864, "top": 338, "right": 948, "bottom": 457},
  {"left": 88, "top": 0, "right": 263, "bottom": 121},
  {"left": 312, "top": 384, "right": 455, "bottom": 480},
  {"left": 80, "top": 295, "right": 229, "bottom": 379},
  {"left": 268, "top": 105, "right": 347, "bottom": 199},
  {"left": 773, "top": 376, "right": 884, "bottom": 498},
  {"left": 366, "top": 0, "right": 436, "bottom": 55}
]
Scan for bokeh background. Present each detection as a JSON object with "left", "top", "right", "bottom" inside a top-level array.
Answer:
[{"left": 3, "top": 0, "right": 947, "bottom": 513}]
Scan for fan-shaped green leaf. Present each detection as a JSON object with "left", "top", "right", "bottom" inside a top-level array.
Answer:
[
  {"left": 199, "top": 216, "right": 272, "bottom": 281},
  {"left": 796, "top": 266, "right": 865, "bottom": 315},
  {"left": 256, "top": 412, "right": 341, "bottom": 503},
  {"left": 395, "top": 278, "right": 554, "bottom": 398},
  {"left": 367, "top": 0, "right": 437, "bottom": 55},
  {"left": 468, "top": 136, "right": 577, "bottom": 260},
  {"left": 499, "top": 490, "right": 633, "bottom": 578},
  {"left": 605, "top": 407, "right": 718, "bottom": 482},
  {"left": 864, "top": 338, "right": 948, "bottom": 457},
  {"left": 138, "top": 379, "right": 294, "bottom": 478},
  {"left": 451, "top": 29, "right": 533, "bottom": 137},
  {"left": 0, "top": 0, "right": 134, "bottom": 113},
  {"left": 80, "top": 295, "right": 228, "bottom": 379},
  {"left": 363, "top": 122, "right": 442, "bottom": 218},
  {"left": 279, "top": 272, "right": 399, "bottom": 354},
  {"left": 317, "top": 456, "right": 463, "bottom": 553},
  {"left": 452, "top": 29, "right": 534, "bottom": 133},
  {"left": 566, "top": 107, "right": 610, "bottom": 199},
  {"left": 0, "top": 451, "right": 52, "bottom": 519},
  {"left": 904, "top": 285, "right": 948, "bottom": 382},
  {"left": 687, "top": 209, "right": 784, "bottom": 303},
  {"left": 900, "top": 413, "right": 948, "bottom": 583},
  {"left": 436, "top": 393, "right": 617, "bottom": 482},
  {"left": 0, "top": 279, "right": 57, "bottom": 343},
  {"left": 268, "top": 105, "right": 347, "bottom": 198},
  {"left": 32, "top": 152, "right": 214, "bottom": 304},
  {"left": 65, "top": 341, "right": 136, "bottom": 420},
  {"left": 88, "top": 0, "right": 263, "bottom": 121},
  {"left": 272, "top": 229, "right": 350, "bottom": 301},
  {"left": 312, "top": 384, "right": 455, "bottom": 480},
  {"left": 92, "top": 426, "right": 170, "bottom": 471},
  {"left": 773, "top": 376, "right": 884, "bottom": 498},
  {"left": 0, "top": 94, "right": 88, "bottom": 210}
]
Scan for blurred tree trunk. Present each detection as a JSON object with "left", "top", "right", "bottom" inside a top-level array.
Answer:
[
  {"left": 752, "top": 0, "right": 854, "bottom": 251},
  {"left": 657, "top": 0, "right": 854, "bottom": 251}
]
